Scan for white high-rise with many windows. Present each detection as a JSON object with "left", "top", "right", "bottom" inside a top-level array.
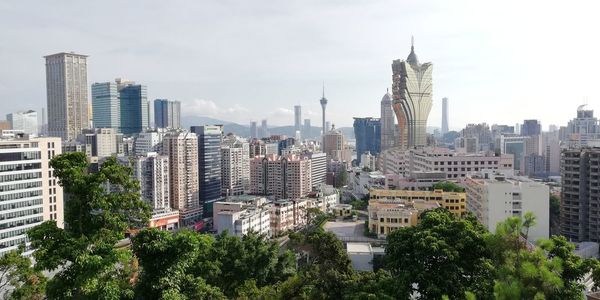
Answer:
[
  {"left": 221, "top": 136, "right": 250, "bottom": 196},
  {"left": 0, "top": 136, "right": 63, "bottom": 255}
]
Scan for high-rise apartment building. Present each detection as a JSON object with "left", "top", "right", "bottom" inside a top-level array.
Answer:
[
  {"left": 441, "top": 97, "right": 449, "bottom": 134},
  {"left": 353, "top": 117, "right": 381, "bottom": 164},
  {"left": 118, "top": 79, "right": 148, "bottom": 135},
  {"left": 77, "top": 128, "right": 124, "bottom": 158},
  {"left": 45, "top": 52, "right": 89, "bottom": 141},
  {"left": 561, "top": 148, "right": 600, "bottom": 242},
  {"left": 0, "top": 136, "right": 63, "bottom": 255},
  {"left": 221, "top": 136, "right": 250, "bottom": 196},
  {"left": 154, "top": 99, "right": 181, "bottom": 129},
  {"left": 250, "top": 154, "right": 312, "bottom": 200},
  {"left": 464, "top": 170, "right": 549, "bottom": 242},
  {"left": 134, "top": 131, "right": 164, "bottom": 156},
  {"left": 322, "top": 126, "right": 351, "bottom": 164},
  {"left": 191, "top": 125, "right": 223, "bottom": 217},
  {"left": 380, "top": 89, "right": 396, "bottom": 151},
  {"left": 565, "top": 106, "right": 600, "bottom": 147},
  {"left": 91, "top": 82, "right": 120, "bottom": 130},
  {"left": 162, "top": 131, "right": 201, "bottom": 225},
  {"left": 133, "top": 152, "right": 179, "bottom": 230},
  {"left": 7, "top": 110, "right": 38, "bottom": 136},
  {"left": 294, "top": 105, "right": 302, "bottom": 134},
  {"left": 305, "top": 152, "right": 327, "bottom": 187},
  {"left": 391, "top": 40, "right": 433, "bottom": 149}
]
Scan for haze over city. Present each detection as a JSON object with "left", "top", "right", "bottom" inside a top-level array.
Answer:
[{"left": 2, "top": 0, "right": 599, "bottom": 128}]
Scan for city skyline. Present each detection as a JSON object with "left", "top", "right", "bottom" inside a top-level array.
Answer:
[{"left": 2, "top": 1, "right": 600, "bottom": 129}]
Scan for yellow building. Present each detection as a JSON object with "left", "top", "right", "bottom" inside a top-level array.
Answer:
[
  {"left": 368, "top": 199, "right": 439, "bottom": 238},
  {"left": 369, "top": 189, "right": 466, "bottom": 217}
]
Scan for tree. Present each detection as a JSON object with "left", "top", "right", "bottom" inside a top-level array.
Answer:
[
  {"left": 385, "top": 208, "right": 495, "bottom": 299},
  {"left": 490, "top": 213, "right": 600, "bottom": 299},
  {"left": 549, "top": 194, "right": 560, "bottom": 235},
  {"left": 335, "top": 168, "right": 348, "bottom": 188},
  {"left": 27, "top": 153, "right": 151, "bottom": 299},
  {"left": 431, "top": 181, "right": 465, "bottom": 192},
  {"left": 0, "top": 247, "right": 46, "bottom": 300}
]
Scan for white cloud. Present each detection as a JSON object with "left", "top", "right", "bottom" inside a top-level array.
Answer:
[{"left": 183, "top": 98, "right": 248, "bottom": 121}]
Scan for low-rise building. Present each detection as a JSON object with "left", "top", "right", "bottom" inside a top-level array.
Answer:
[
  {"left": 269, "top": 198, "right": 310, "bottom": 235},
  {"left": 369, "top": 189, "right": 466, "bottom": 216},
  {"left": 332, "top": 204, "right": 353, "bottom": 218},
  {"left": 215, "top": 208, "right": 271, "bottom": 238},
  {"left": 368, "top": 199, "right": 440, "bottom": 238},
  {"left": 306, "top": 184, "right": 339, "bottom": 213}
]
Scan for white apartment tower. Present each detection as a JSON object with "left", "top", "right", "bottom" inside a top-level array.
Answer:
[
  {"left": 45, "top": 52, "right": 89, "bottom": 141},
  {"left": 221, "top": 137, "right": 250, "bottom": 196},
  {"left": 0, "top": 136, "right": 63, "bottom": 255},
  {"left": 133, "top": 152, "right": 170, "bottom": 211}
]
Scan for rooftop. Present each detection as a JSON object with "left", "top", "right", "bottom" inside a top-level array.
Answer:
[{"left": 347, "top": 242, "right": 373, "bottom": 254}]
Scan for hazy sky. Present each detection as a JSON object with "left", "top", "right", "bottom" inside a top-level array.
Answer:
[{"left": 1, "top": 0, "right": 599, "bottom": 129}]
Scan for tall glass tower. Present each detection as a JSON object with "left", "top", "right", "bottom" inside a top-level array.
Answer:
[
  {"left": 391, "top": 38, "right": 433, "bottom": 149},
  {"left": 353, "top": 117, "right": 381, "bottom": 164},
  {"left": 191, "top": 125, "right": 223, "bottom": 217},
  {"left": 118, "top": 80, "right": 148, "bottom": 135}
]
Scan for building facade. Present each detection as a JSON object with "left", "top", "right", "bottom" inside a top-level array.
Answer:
[
  {"left": 380, "top": 90, "right": 396, "bottom": 151},
  {"left": 7, "top": 111, "right": 38, "bottom": 136},
  {"left": 91, "top": 82, "right": 120, "bottom": 130},
  {"left": 191, "top": 126, "right": 223, "bottom": 217},
  {"left": 45, "top": 52, "right": 89, "bottom": 141},
  {"left": 250, "top": 154, "right": 312, "bottom": 200},
  {"left": 118, "top": 80, "right": 148, "bottom": 135},
  {"left": 322, "top": 126, "right": 351, "bottom": 164},
  {"left": 353, "top": 117, "right": 381, "bottom": 164},
  {"left": 132, "top": 152, "right": 179, "bottom": 230},
  {"left": 464, "top": 170, "right": 549, "bottom": 242},
  {"left": 391, "top": 41, "right": 433, "bottom": 149},
  {"left": 154, "top": 99, "right": 181, "bottom": 129},
  {"left": 561, "top": 148, "right": 600, "bottom": 242},
  {"left": 221, "top": 136, "right": 250, "bottom": 196},
  {"left": 162, "top": 131, "right": 201, "bottom": 225},
  {"left": 0, "top": 136, "right": 63, "bottom": 255}
]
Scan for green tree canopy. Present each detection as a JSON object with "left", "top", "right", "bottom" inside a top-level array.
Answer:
[
  {"left": 432, "top": 181, "right": 465, "bottom": 192},
  {"left": 27, "top": 153, "right": 151, "bottom": 299}
]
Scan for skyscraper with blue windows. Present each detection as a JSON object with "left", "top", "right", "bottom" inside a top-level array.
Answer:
[
  {"left": 154, "top": 99, "right": 181, "bottom": 129},
  {"left": 117, "top": 79, "right": 148, "bottom": 135},
  {"left": 91, "top": 82, "right": 120, "bottom": 130},
  {"left": 353, "top": 117, "right": 381, "bottom": 164},
  {"left": 190, "top": 125, "right": 223, "bottom": 217}
]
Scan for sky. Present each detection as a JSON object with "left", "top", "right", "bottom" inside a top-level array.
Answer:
[{"left": 1, "top": 0, "right": 600, "bottom": 130}]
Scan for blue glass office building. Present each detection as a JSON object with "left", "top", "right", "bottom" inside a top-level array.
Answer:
[
  {"left": 353, "top": 117, "right": 381, "bottom": 164},
  {"left": 190, "top": 125, "right": 223, "bottom": 217},
  {"left": 119, "top": 84, "right": 148, "bottom": 135}
]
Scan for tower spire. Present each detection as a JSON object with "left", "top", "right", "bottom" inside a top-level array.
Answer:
[
  {"left": 322, "top": 81, "right": 325, "bottom": 98},
  {"left": 411, "top": 35, "right": 414, "bottom": 49}
]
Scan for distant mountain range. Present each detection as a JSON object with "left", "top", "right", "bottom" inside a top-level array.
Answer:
[{"left": 181, "top": 115, "right": 355, "bottom": 139}]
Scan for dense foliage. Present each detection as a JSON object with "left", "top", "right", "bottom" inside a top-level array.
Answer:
[
  {"left": 431, "top": 181, "right": 466, "bottom": 192},
  {"left": 0, "top": 153, "right": 597, "bottom": 299}
]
